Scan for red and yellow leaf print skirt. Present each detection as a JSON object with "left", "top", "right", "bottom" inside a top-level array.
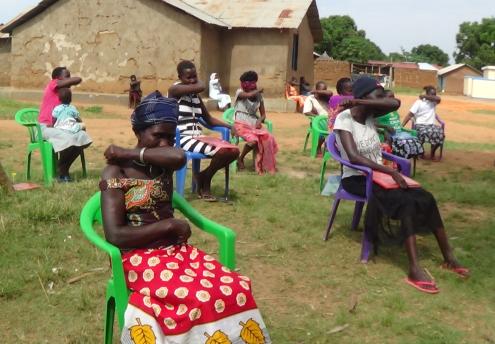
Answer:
[{"left": 120, "top": 244, "right": 271, "bottom": 344}]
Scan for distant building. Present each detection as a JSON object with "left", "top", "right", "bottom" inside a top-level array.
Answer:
[
  {"left": 0, "top": 24, "right": 11, "bottom": 86},
  {"left": 464, "top": 66, "right": 495, "bottom": 100},
  {"left": 0, "top": 0, "right": 322, "bottom": 98},
  {"left": 438, "top": 63, "right": 482, "bottom": 94}
]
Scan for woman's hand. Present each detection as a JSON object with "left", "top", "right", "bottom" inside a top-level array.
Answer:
[
  {"left": 255, "top": 119, "right": 263, "bottom": 129},
  {"left": 104, "top": 144, "right": 129, "bottom": 164},
  {"left": 340, "top": 99, "right": 357, "bottom": 109},
  {"left": 386, "top": 126, "right": 396, "bottom": 135},
  {"left": 167, "top": 218, "right": 191, "bottom": 244},
  {"left": 230, "top": 125, "right": 237, "bottom": 138},
  {"left": 391, "top": 170, "right": 408, "bottom": 189}
]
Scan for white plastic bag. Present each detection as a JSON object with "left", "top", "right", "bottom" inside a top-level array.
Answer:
[{"left": 321, "top": 174, "right": 341, "bottom": 196}]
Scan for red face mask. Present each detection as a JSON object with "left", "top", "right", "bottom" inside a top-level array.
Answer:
[{"left": 241, "top": 81, "right": 257, "bottom": 92}]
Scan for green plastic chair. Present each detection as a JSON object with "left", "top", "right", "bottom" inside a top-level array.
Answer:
[
  {"left": 79, "top": 191, "right": 236, "bottom": 344},
  {"left": 222, "top": 107, "right": 273, "bottom": 171},
  {"left": 222, "top": 107, "right": 273, "bottom": 134},
  {"left": 14, "top": 108, "right": 87, "bottom": 186},
  {"left": 302, "top": 115, "right": 314, "bottom": 154},
  {"left": 375, "top": 111, "right": 417, "bottom": 141},
  {"left": 303, "top": 115, "right": 329, "bottom": 158},
  {"left": 376, "top": 111, "right": 418, "bottom": 175}
]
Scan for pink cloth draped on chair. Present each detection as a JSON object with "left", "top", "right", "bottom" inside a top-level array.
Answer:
[{"left": 234, "top": 121, "right": 278, "bottom": 175}]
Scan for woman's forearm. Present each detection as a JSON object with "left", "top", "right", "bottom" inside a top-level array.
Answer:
[
  {"left": 105, "top": 219, "right": 176, "bottom": 249},
  {"left": 354, "top": 98, "right": 400, "bottom": 116},
  {"left": 402, "top": 113, "right": 413, "bottom": 127},
  {"left": 124, "top": 147, "right": 186, "bottom": 170}
]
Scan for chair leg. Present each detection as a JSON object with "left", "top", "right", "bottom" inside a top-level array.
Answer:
[
  {"left": 104, "top": 297, "right": 116, "bottom": 344},
  {"left": 360, "top": 227, "right": 373, "bottom": 263},
  {"left": 323, "top": 198, "right": 341, "bottom": 241},
  {"left": 175, "top": 163, "right": 187, "bottom": 196},
  {"left": 26, "top": 151, "right": 32, "bottom": 180},
  {"left": 351, "top": 201, "right": 365, "bottom": 231},
  {"left": 191, "top": 159, "right": 201, "bottom": 193},
  {"left": 223, "top": 166, "right": 230, "bottom": 200},
  {"left": 439, "top": 144, "right": 444, "bottom": 160},
  {"left": 319, "top": 153, "right": 330, "bottom": 192},
  {"left": 80, "top": 150, "right": 87, "bottom": 178},
  {"left": 412, "top": 157, "right": 417, "bottom": 177},
  {"left": 303, "top": 130, "right": 310, "bottom": 152},
  {"left": 41, "top": 143, "right": 55, "bottom": 186},
  {"left": 310, "top": 132, "right": 319, "bottom": 158}
]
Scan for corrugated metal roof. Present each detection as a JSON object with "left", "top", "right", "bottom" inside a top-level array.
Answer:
[
  {"left": 0, "top": 24, "right": 8, "bottom": 39},
  {"left": 2, "top": 0, "right": 322, "bottom": 41},
  {"left": 367, "top": 60, "right": 419, "bottom": 69},
  {"left": 418, "top": 63, "right": 439, "bottom": 71},
  {"left": 182, "top": 0, "right": 316, "bottom": 28},
  {"left": 161, "top": 0, "right": 231, "bottom": 27},
  {"left": 438, "top": 63, "right": 465, "bottom": 76}
]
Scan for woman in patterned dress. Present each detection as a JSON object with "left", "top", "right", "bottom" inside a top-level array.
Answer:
[
  {"left": 100, "top": 92, "right": 270, "bottom": 343},
  {"left": 402, "top": 86, "right": 445, "bottom": 161}
]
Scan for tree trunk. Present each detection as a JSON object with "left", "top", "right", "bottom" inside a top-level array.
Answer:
[{"left": 0, "top": 161, "right": 14, "bottom": 193}]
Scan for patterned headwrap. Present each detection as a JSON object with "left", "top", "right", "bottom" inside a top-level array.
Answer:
[{"left": 131, "top": 90, "right": 178, "bottom": 131}]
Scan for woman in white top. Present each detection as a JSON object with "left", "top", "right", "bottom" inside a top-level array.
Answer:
[
  {"left": 209, "top": 73, "right": 232, "bottom": 110},
  {"left": 402, "top": 86, "right": 444, "bottom": 161},
  {"left": 334, "top": 77, "right": 468, "bottom": 294}
]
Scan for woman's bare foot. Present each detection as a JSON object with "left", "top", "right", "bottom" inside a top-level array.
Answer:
[
  {"left": 237, "top": 158, "right": 246, "bottom": 170},
  {"left": 196, "top": 172, "right": 217, "bottom": 202},
  {"left": 441, "top": 260, "right": 470, "bottom": 278}
]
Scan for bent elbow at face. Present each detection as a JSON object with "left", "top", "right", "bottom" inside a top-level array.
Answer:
[{"left": 170, "top": 148, "right": 187, "bottom": 170}]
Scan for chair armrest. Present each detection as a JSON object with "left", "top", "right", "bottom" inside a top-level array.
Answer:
[
  {"left": 435, "top": 114, "right": 445, "bottom": 129},
  {"left": 264, "top": 119, "right": 273, "bottom": 133},
  {"left": 79, "top": 192, "right": 128, "bottom": 299},
  {"left": 382, "top": 151, "right": 411, "bottom": 177},
  {"left": 199, "top": 118, "right": 230, "bottom": 141},
  {"left": 172, "top": 193, "right": 236, "bottom": 269}
]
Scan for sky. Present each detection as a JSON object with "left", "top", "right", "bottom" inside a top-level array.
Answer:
[{"left": 1, "top": 0, "right": 494, "bottom": 62}]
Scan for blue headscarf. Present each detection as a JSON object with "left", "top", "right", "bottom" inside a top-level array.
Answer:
[{"left": 131, "top": 90, "right": 178, "bottom": 131}]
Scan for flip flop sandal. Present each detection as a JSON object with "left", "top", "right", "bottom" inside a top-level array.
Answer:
[
  {"left": 440, "top": 263, "right": 470, "bottom": 278},
  {"left": 404, "top": 277, "right": 439, "bottom": 294},
  {"left": 200, "top": 194, "right": 218, "bottom": 202}
]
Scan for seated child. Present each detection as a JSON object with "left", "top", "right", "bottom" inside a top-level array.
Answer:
[
  {"left": 375, "top": 90, "right": 424, "bottom": 160},
  {"left": 52, "top": 88, "right": 85, "bottom": 133},
  {"left": 285, "top": 77, "right": 306, "bottom": 112},
  {"left": 328, "top": 77, "right": 353, "bottom": 130},
  {"left": 234, "top": 71, "right": 278, "bottom": 174}
]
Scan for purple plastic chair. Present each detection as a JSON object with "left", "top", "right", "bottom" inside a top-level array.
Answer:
[{"left": 323, "top": 133, "right": 411, "bottom": 262}]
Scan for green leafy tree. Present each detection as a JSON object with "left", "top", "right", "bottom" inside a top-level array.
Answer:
[
  {"left": 315, "top": 15, "right": 385, "bottom": 63},
  {"left": 388, "top": 52, "right": 407, "bottom": 62},
  {"left": 337, "top": 36, "right": 385, "bottom": 63},
  {"left": 454, "top": 17, "right": 495, "bottom": 69},
  {"left": 410, "top": 44, "right": 449, "bottom": 66}
]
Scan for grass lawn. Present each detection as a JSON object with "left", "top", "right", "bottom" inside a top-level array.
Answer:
[{"left": 1, "top": 97, "right": 494, "bottom": 343}]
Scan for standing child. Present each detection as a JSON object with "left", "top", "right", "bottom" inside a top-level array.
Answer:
[
  {"left": 234, "top": 71, "right": 278, "bottom": 174},
  {"left": 52, "top": 88, "right": 86, "bottom": 134},
  {"left": 128, "top": 75, "right": 142, "bottom": 109}
]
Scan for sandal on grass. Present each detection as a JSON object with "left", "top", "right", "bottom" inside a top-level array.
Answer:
[
  {"left": 404, "top": 277, "right": 439, "bottom": 294},
  {"left": 200, "top": 194, "right": 218, "bottom": 202},
  {"left": 440, "top": 263, "right": 470, "bottom": 278}
]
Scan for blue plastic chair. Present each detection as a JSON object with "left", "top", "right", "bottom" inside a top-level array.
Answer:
[
  {"left": 323, "top": 133, "right": 411, "bottom": 262},
  {"left": 175, "top": 119, "right": 231, "bottom": 200}
]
